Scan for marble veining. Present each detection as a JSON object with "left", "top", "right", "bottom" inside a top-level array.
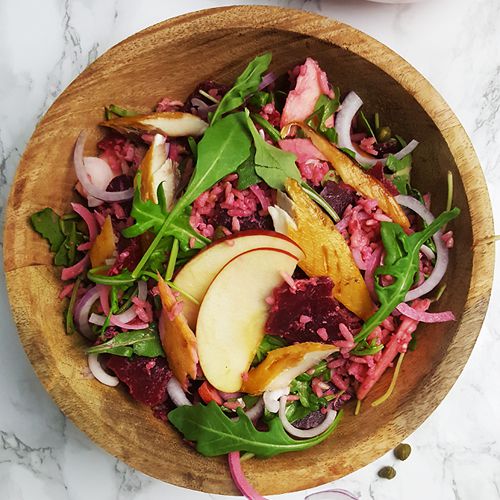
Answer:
[{"left": 1, "top": 0, "right": 499, "bottom": 498}]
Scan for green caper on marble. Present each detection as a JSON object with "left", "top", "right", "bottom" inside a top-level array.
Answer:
[
  {"left": 376, "top": 126, "right": 392, "bottom": 143},
  {"left": 378, "top": 466, "right": 396, "bottom": 480},
  {"left": 394, "top": 443, "right": 412, "bottom": 461}
]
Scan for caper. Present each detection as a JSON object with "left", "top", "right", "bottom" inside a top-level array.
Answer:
[
  {"left": 213, "top": 226, "right": 226, "bottom": 240},
  {"left": 378, "top": 466, "right": 396, "bottom": 480},
  {"left": 376, "top": 126, "right": 392, "bottom": 143},
  {"left": 394, "top": 443, "right": 412, "bottom": 461}
]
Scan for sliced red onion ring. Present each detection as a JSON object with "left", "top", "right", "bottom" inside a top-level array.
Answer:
[
  {"left": 258, "top": 71, "right": 277, "bottom": 90},
  {"left": 395, "top": 195, "right": 449, "bottom": 301},
  {"left": 305, "top": 489, "right": 359, "bottom": 500},
  {"left": 71, "top": 202, "right": 98, "bottom": 241},
  {"left": 74, "top": 285, "right": 100, "bottom": 339},
  {"left": 74, "top": 132, "right": 133, "bottom": 202},
  {"left": 61, "top": 254, "right": 89, "bottom": 281},
  {"left": 88, "top": 354, "right": 119, "bottom": 387},
  {"left": 99, "top": 285, "right": 111, "bottom": 316},
  {"left": 244, "top": 397, "right": 264, "bottom": 423},
  {"left": 228, "top": 452, "right": 267, "bottom": 500},
  {"left": 396, "top": 302, "right": 455, "bottom": 323},
  {"left": 336, "top": 91, "right": 418, "bottom": 167},
  {"left": 166, "top": 377, "right": 192, "bottom": 406},
  {"left": 137, "top": 280, "right": 148, "bottom": 301},
  {"left": 278, "top": 396, "right": 337, "bottom": 438},
  {"left": 109, "top": 318, "right": 148, "bottom": 330},
  {"left": 108, "top": 281, "right": 148, "bottom": 327}
]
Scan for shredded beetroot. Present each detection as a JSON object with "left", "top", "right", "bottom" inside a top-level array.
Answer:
[
  {"left": 108, "top": 239, "right": 142, "bottom": 275},
  {"left": 106, "top": 356, "right": 172, "bottom": 407},
  {"left": 367, "top": 162, "right": 399, "bottom": 196},
  {"left": 265, "top": 277, "right": 361, "bottom": 343}
]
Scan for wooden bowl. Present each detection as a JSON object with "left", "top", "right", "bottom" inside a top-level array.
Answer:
[{"left": 3, "top": 6, "right": 494, "bottom": 496}]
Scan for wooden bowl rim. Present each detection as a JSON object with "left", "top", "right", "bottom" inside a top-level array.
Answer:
[{"left": 3, "top": 5, "right": 495, "bottom": 494}]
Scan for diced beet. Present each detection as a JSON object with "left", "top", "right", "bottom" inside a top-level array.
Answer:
[
  {"left": 108, "top": 238, "right": 142, "bottom": 275},
  {"left": 106, "top": 356, "right": 171, "bottom": 407},
  {"left": 293, "top": 410, "right": 326, "bottom": 429},
  {"left": 373, "top": 138, "right": 400, "bottom": 157},
  {"left": 368, "top": 163, "right": 399, "bottom": 196},
  {"left": 265, "top": 277, "right": 361, "bottom": 343},
  {"left": 319, "top": 181, "right": 358, "bottom": 217}
]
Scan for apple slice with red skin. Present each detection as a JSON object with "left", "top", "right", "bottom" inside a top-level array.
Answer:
[
  {"left": 196, "top": 247, "right": 299, "bottom": 392},
  {"left": 173, "top": 230, "right": 304, "bottom": 329}
]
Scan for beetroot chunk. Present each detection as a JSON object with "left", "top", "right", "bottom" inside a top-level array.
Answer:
[
  {"left": 319, "top": 181, "right": 358, "bottom": 217},
  {"left": 265, "top": 277, "right": 361, "bottom": 343},
  {"left": 106, "top": 356, "right": 171, "bottom": 407}
]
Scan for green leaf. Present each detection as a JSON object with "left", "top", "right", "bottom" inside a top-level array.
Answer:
[
  {"left": 86, "top": 326, "right": 164, "bottom": 358},
  {"left": 168, "top": 401, "right": 343, "bottom": 458},
  {"left": 386, "top": 153, "right": 412, "bottom": 195},
  {"left": 236, "top": 153, "right": 261, "bottom": 190},
  {"left": 106, "top": 104, "right": 138, "bottom": 117},
  {"left": 122, "top": 173, "right": 209, "bottom": 252},
  {"left": 353, "top": 207, "right": 460, "bottom": 347},
  {"left": 31, "top": 208, "right": 65, "bottom": 252},
  {"left": 132, "top": 112, "right": 252, "bottom": 278},
  {"left": 248, "top": 91, "right": 272, "bottom": 109},
  {"left": 250, "top": 112, "right": 281, "bottom": 143},
  {"left": 339, "top": 147, "right": 356, "bottom": 159},
  {"left": 245, "top": 111, "right": 301, "bottom": 190},
  {"left": 306, "top": 92, "right": 340, "bottom": 143},
  {"left": 253, "top": 335, "right": 286, "bottom": 365},
  {"left": 211, "top": 53, "right": 272, "bottom": 124}
]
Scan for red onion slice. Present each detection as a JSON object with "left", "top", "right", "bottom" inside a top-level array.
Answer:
[
  {"left": 278, "top": 396, "right": 337, "bottom": 438},
  {"left": 74, "top": 132, "right": 133, "bottom": 202},
  {"left": 166, "top": 377, "right": 192, "bottom": 406},
  {"left": 395, "top": 195, "right": 449, "bottom": 301},
  {"left": 109, "top": 318, "right": 148, "bottom": 330},
  {"left": 88, "top": 354, "right": 119, "bottom": 387},
  {"left": 244, "top": 397, "right": 264, "bottom": 423},
  {"left": 74, "top": 285, "right": 100, "bottom": 339},
  {"left": 396, "top": 302, "right": 455, "bottom": 323},
  {"left": 228, "top": 452, "right": 267, "bottom": 500},
  {"left": 137, "top": 280, "right": 148, "bottom": 301},
  {"left": 305, "top": 489, "right": 359, "bottom": 500},
  {"left": 336, "top": 92, "right": 418, "bottom": 167},
  {"left": 61, "top": 254, "right": 89, "bottom": 281},
  {"left": 71, "top": 202, "right": 98, "bottom": 241},
  {"left": 258, "top": 71, "right": 277, "bottom": 90},
  {"left": 89, "top": 313, "right": 106, "bottom": 326}
]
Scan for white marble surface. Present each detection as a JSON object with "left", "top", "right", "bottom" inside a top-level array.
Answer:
[{"left": 1, "top": 0, "right": 499, "bottom": 499}]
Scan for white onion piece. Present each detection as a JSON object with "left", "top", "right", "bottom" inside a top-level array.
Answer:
[
  {"left": 74, "top": 286, "right": 101, "bottom": 339},
  {"left": 279, "top": 396, "right": 337, "bottom": 438},
  {"left": 305, "top": 490, "right": 359, "bottom": 500},
  {"left": 268, "top": 205, "right": 297, "bottom": 234},
  {"left": 420, "top": 244, "right": 436, "bottom": 261},
  {"left": 137, "top": 280, "right": 148, "bottom": 301},
  {"left": 395, "top": 194, "right": 449, "bottom": 301},
  {"left": 263, "top": 386, "right": 289, "bottom": 413},
  {"left": 74, "top": 132, "right": 133, "bottom": 202},
  {"left": 89, "top": 313, "right": 106, "bottom": 326},
  {"left": 88, "top": 354, "right": 119, "bottom": 387},
  {"left": 111, "top": 307, "right": 137, "bottom": 325},
  {"left": 244, "top": 397, "right": 265, "bottom": 422},
  {"left": 336, "top": 91, "right": 418, "bottom": 167},
  {"left": 166, "top": 377, "right": 192, "bottom": 406}
]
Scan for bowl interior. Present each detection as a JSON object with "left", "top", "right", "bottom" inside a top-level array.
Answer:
[{"left": 3, "top": 6, "right": 493, "bottom": 496}]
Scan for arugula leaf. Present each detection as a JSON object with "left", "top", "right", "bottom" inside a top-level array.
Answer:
[
  {"left": 353, "top": 207, "right": 460, "bottom": 347},
  {"left": 86, "top": 326, "right": 164, "bottom": 358},
  {"left": 31, "top": 208, "right": 65, "bottom": 252},
  {"left": 106, "top": 104, "right": 138, "bottom": 118},
  {"left": 168, "top": 401, "right": 343, "bottom": 458},
  {"left": 250, "top": 112, "right": 281, "bottom": 143},
  {"left": 122, "top": 173, "right": 209, "bottom": 252},
  {"left": 245, "top": 111, "right": 301, "bottom": 190},
  {"left": 339, "top": 147, "right": 356, "bottom": 159},
  {"left": 132, "top": 112, "right": 252, "bottom": 277},
  {"left": 386, "top": 153, "right": 412, "bottom": 195},
  {"left": 253, "top": 335, "right": 286, "bottom": 365},
  {"left": 306, "top": 92, "right": 340, "bottom": 143},
  {"left": 248, "top": 91, "right": 272, "bottom": 109},
  {"left": 236, "top": 153, "right": 261, "bottom": 190},
  {"left": 210, "top": 53, "right": 272, "bottom": 124}
]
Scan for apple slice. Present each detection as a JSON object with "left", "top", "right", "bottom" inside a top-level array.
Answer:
[
  {"left": 242, "top": 342, "right": 338, "bottom": 395},
  {"left": 173, "top": 230, "right": 304, "bottom": 329},
  {"left": 196, "top": 247, "right": 299, "bottom": 392}
]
